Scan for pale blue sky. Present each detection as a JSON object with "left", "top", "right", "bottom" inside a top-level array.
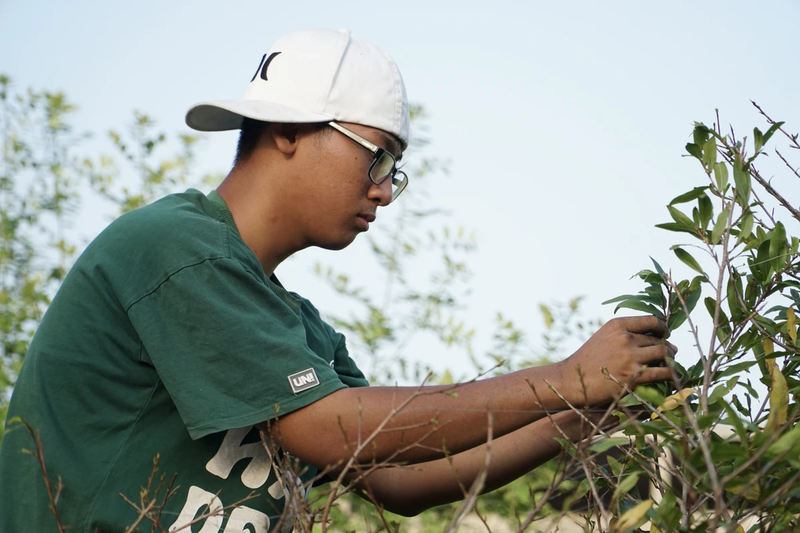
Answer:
[{"left": 2, "top": 0, "right": 799, "bottom": 378}]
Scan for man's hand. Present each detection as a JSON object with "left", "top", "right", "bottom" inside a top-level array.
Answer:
[{"left": 557, "top": 315, "right": 677, "bottom": 407}]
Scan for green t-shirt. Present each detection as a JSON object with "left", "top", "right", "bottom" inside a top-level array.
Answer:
[{"left": 0, "top": 189, "right": 368, "bottom": 532}]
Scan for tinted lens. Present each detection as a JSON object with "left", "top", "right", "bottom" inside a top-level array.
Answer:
[
  {"left": 369, "top": 151, "right": 396, "bottom": 184},
  {"left": 390, "top": 171, "right": 408, "bottom": 202}
]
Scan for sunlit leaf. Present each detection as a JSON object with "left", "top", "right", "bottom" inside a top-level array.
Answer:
[
  {"left": 613, "top": 499, "right": 652, "bottom": 532},
  {"left": 726, "top": 483, "right": 760, "bottom": 502},
  {"left": 651, "top": 388, "right": 696, "bottom": 419},
  {"left": 767, "top": 357, "right": 788, "bottom": 429}
]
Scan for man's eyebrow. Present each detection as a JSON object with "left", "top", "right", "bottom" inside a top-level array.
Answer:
[{"left": 376, "top": 132, "right": 403, "bottom": 160}]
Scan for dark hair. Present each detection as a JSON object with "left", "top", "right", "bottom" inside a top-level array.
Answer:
[
  {"left": 233, "top": 119, "right": 333, "bottom": 167},
  {"left": 233, "top": 117, "right": 268, "bottom": 166}
]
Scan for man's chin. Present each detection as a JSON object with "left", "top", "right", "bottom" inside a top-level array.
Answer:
[{"left": 316, "top": 233, "right": 359, "bottom": 251}]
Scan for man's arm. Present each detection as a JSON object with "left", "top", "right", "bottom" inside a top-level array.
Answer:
[
  {"left": 345, "top": 409, "right": 608, "bottom": 517},
  {"left": 265, "top": 316, "right": 674, "bottom": 471}
]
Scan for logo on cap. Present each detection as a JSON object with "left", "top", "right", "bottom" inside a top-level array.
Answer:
[
  {"left": 288, "top": 368, "right": 320, "bottom": 394},
  {"left": 250, "top": 52, "right": 282, "bottom": 82}
]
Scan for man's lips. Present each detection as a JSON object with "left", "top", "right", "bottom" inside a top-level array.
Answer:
[{"left": 356, "top": 212, "right": 376, "bottom": 231}]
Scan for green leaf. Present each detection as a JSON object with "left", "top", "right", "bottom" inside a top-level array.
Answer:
[
  {"left": 709, "top": 383, "right": 732, "bottom": 405},
  {"left": 655, "top": 222, "right": 699, "bottom": 237},
  {"left": 614, "top": 499, "right": 653, "bottom": 532},
  {"left": 769, "top": 221, "right": 788, "bottom": 274},
  {"left": 589, "top": 437, "right": 630, "bottom": 453},
  {"left": 602, "top": 294, "right": 644, "bottom": 305},
  {"left": 573, "top": 478, "right": 591, "bottom": 500},
  {"left": 615, "top": 300, "right": 665, "bottom": 320},
  {"left": 768, "top": 424, "right": 800, "bottom": 456},
  {"left": 702, "top": 137, "right": 717, "bottom": 166},
  {"left": 737, "top": 210, "right": 754, "bottom": 244},
  {"left": 754, "top": 127, "right": 764, "bottom": 153},
  {"left": 540, "top": 304, "right": 554, "bottom": 329},
  {"left": 720, "top": 400, "right": 749, "bottom": 446},
  {"left": 685, "top": 142, "right": 702, "bottom": 160},
  {"left": 669, "top": 186, "right": 709, "bottom": 206},
  {"left": 603, "top": 293, "right": 664, "bottom": 306},
  {"left": 714, "top": 162, "right": 729, "bottom": 191},
  {"left": 655, "top": 491, "right": 679, "bottom": 531},
  {"left": 668, "top": 310, "right": 687, "bottom": 331},
  {"left": 693, "top": 124, "right": 710, "bottom": 146},
  {"left": 554, "top": 437, "right": 576, "bottom": 457},
  {"left": 767, "top": 358, "right": 788, "bottom": 429},
  {"left": 673, "top": 248, "right": 704, "bottom": 274},
  {"left": 711, "top": 207, "right": 730, "bottom": 245},
  {"left": 613, "top": 472, "right": 641, "bottom": 501},
  {"left": 717, "top": 360, "right": 756, "bottom": 379},
  {"left": 705, "top": 296, "right": 732, "bottom": 342},
  {"left": 762, "top": 121, "right": 785, "bottom": 146},
  {"left": 698, "top": 194, "right": 713, "bottom": 230},
  {"left": 727, "top": 273, "right": 744, "bottom": 322},
  {"left": 635, "top": 385, "right": 666, "bottom": 406},
  {"left": 667, "top": 205, "right": 695, "bottom": 229},
  {"left": 733, "top": 162, "right": 751, "bottom": 205},
  {"left": 607, "top": 455, "right": 624, "bottom": 477},
  {"left": 651, "top": 257, "right": 667, "bottom": 280}
]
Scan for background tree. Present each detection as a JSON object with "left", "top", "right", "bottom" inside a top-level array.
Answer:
[
  {"left": 0, "top": 76, "right": 86, "bottom": 436},
  {"left": 0, "top": 76, "right": 214, "bottom": 443}
]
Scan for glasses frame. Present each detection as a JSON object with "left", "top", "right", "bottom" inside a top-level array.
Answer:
[{"left": 328, "top": 121, "right": 408, "bottom": 202}]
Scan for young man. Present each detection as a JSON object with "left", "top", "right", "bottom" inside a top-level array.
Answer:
[{"left": 0, "top": 29, "right": 675, "bottom": 532}]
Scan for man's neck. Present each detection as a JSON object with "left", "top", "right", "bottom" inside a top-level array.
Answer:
[{"left": 215, "top": 168, "right": 307, "bottom": 277}]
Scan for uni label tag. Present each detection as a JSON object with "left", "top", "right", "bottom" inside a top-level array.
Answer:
[{"left": 288, "top": 368, "right": 320, "bottom": 394}]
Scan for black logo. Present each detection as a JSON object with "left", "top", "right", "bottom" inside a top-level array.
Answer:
[{"left": 250, "top": 52, "right": 282, "bottom": 82}]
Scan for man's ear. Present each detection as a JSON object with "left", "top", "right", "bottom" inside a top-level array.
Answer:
[{"left": 271, "top": 123, "right": 300, "bottom": 155}]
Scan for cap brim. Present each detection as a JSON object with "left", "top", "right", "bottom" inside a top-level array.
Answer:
[{"left": 185, "top": 100, "right": 333, "bottom": 131}]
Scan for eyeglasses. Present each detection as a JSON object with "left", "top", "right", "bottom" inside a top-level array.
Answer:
[{"left": 328, "top": 121, "right": 408, "bottom": 202}]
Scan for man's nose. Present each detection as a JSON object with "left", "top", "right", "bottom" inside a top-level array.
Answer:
[{"left": 369, "top": 177, "right": 393, "bottom": 206}]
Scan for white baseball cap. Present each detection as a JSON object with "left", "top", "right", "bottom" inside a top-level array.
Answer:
[{"left": 185, "top": 28, "right": 410, "bottom": 149}]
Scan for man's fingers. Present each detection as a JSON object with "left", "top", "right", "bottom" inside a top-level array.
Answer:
[
  {"left": 638, "top": 366, "right": 673, "bottom": 384},
  {"left": 637, "top": 344, "right": 676, "bottom": 366},
  {"left": 632, "top": 333, "right": 677, "bottom": 353},
  {"left": 619, "top": 315, "right": 669, "bottom": 338}
]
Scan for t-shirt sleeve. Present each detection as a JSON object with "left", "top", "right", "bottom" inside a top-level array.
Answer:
[
  {"left": 326, "top": 322, "right": 369, "bottom": 388},
  {"left": 127, "top": 256, "right": 350, "bottom": 440}
]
